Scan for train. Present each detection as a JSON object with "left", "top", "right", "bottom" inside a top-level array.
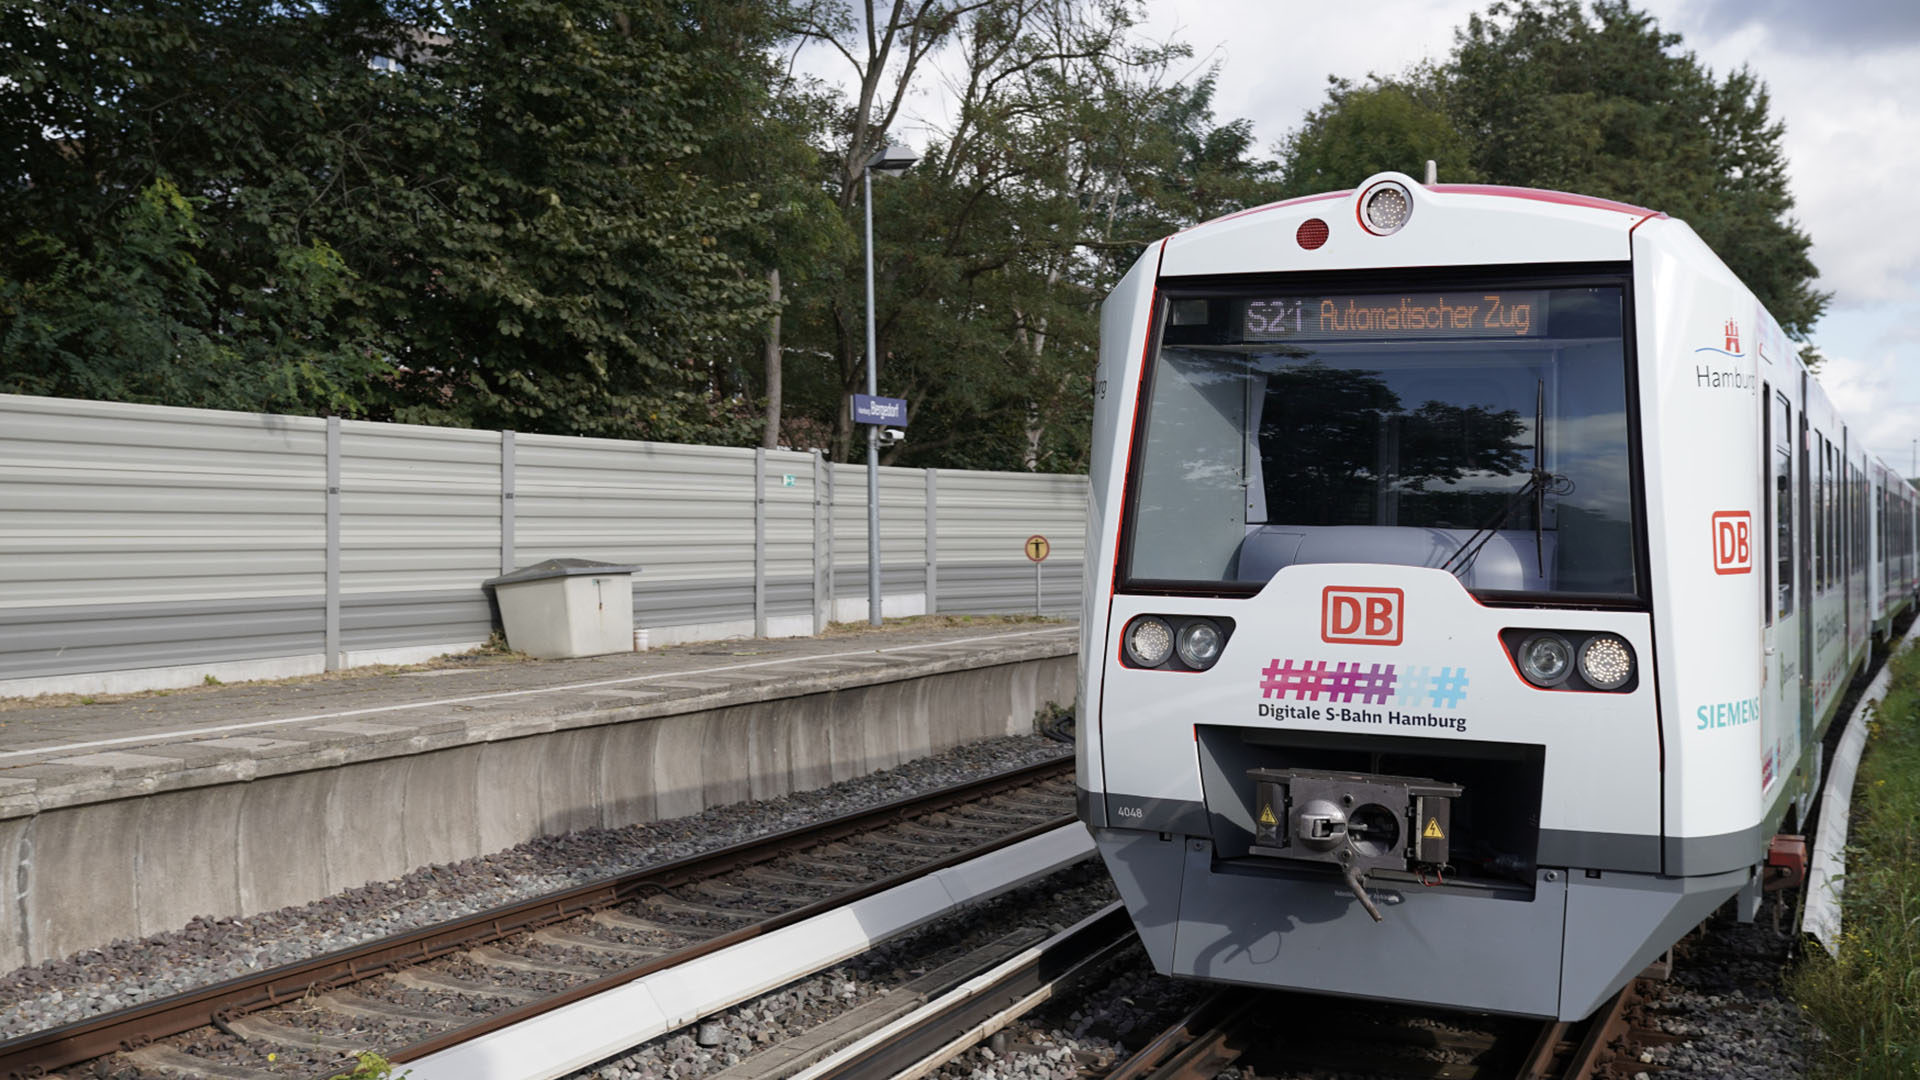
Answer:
[{"left": 1074, "top": 171, "right": 1920, "bottom": 1020}]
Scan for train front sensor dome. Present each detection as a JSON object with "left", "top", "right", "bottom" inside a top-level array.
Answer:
[{"left": 1361, "top": 180, "right": 1413, "bottom": 235}]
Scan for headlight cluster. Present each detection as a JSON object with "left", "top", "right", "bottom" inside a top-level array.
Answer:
[
  {"left": 1503, "top": 629, "right": 1638, "bottom": 692},
  {"left": 1123, "top": 615, "right": 1234, "bottom": 672}
]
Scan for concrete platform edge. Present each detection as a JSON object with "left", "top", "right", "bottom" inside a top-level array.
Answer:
[{"left": 0, "top": 640, "right": 1077, "bottom": 970}]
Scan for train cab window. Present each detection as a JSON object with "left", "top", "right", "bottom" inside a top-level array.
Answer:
[{"left": 1124, "top": 280, "right": 1639, "bottom": 601}]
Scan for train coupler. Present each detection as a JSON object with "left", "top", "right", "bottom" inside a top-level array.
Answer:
[{"left": 1247, "top": 768, "right": 1464, "bottom": 921}]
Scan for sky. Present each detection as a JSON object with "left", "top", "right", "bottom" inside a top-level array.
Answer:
[{"left": 794, "top": 0, "right": 1920, "bottom": 469}]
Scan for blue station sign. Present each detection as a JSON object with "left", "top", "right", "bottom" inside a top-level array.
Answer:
[{"left": 853, "top": 394, "right": 909, "bottom": 426}]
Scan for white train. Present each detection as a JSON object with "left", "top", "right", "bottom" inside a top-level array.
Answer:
[{"left": 1075, "top": 172, "right": 1919, "bottom": 1019}]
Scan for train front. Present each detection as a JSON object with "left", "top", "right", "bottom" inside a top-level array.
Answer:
[{"left": 1077, "top": 174, "right": 1753, "bottom": 1020}]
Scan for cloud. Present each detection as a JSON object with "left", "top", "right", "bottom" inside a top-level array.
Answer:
[
  {"left": 1678, "top": 0, "right": 1920, "bottom": 52},
  {"left": 1816, "top": 349, "right": 1920, "bottom": 467}
]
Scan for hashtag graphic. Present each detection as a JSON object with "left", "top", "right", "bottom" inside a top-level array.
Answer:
[
  {"left": 1353, "top": 663, "right": 1397, "bottom": 705},
  {"left": 1429, "top": 666, "right": 1470, "bottom": 709},
  {"left": 1396, "top": 666, "right": 1430, "bottom": 707},
  {"left": 1323, "top": 662, "right": 1363, "bottom": 702},
  {"left": 1291, "top": 660, "right": 1329, "bottom": 699},
  {"left": 1259, "top": 659, "right": 1287, "bottom": 698},
  {"left": 1259, "top": 659, "right": 1328, "bottom": 700}
]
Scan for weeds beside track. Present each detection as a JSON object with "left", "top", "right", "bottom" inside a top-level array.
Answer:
[{"left": 1791, "top": 643, "right": 1920, "bottom": 1076}]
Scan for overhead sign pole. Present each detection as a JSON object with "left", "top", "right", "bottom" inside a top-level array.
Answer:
[
  {"left": 859, "top": 139, "right": 918, "bottom": 627},
  {"left": 863, "top": 163, "right": 881, "bottom": 626}
]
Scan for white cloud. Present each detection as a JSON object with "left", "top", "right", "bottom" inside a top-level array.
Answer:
[{"left": 1816, "top": 349, "right": 1920, "bottom": 468}]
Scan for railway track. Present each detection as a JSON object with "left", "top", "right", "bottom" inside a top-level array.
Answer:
[
  {"left": 784, "top": 902, "right": 1136, "bottom": 1080},
  {"left": 1101, "top": 974, "right": 1668, "bottom": 1080},
  {"left": 1, "top": 757, "right": 1077, "bottom": 1079}
]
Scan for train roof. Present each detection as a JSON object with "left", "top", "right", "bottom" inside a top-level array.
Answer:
[{"left": 1161, "top": 172, "right": 1666, "bottom": 279}]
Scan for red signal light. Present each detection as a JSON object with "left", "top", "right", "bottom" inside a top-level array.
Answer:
[{"left": 1296, "top": 218, "right": 1329, "bottom": 250}]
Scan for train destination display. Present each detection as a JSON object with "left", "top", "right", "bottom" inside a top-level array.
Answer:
[{"left": 1242, "top": 290, "right": 1548, "bottom": 341}]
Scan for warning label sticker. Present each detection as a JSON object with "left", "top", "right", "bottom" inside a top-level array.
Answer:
[
  {"left": 1423, "top": 817, "right": 1445, "bottom": 840},
  {"left": 1259, "top": 804, "right": 1278, "bottom": 827}
]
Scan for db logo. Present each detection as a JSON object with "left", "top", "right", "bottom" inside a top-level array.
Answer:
[
  {"left": 1712, "top": 511, "right": 1752, "bottom": 575},
  {"left": 1321, "top": 587, "right": 1404, "bottom": 646}
]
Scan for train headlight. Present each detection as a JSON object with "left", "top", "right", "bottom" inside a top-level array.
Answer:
[
  {"left": 1517, "top": 633, "right": 1574, "bottom": 687},
  {"left": 1124, "top": 616, "right": 1174, "bottom": 668},
  {"left": 1176, "top": 620, "right": 1225, "bottom": 670},
  {"left": 1578, "top": 634, "right": 1635, "bottom": 690},
  {"left": 1361, "top": 180, "right": 1413, "bottom": 235}
]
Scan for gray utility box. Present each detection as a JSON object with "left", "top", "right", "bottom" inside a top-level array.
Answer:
[{"left": 484, "top": 559, "right": 641, "bottom": 659}]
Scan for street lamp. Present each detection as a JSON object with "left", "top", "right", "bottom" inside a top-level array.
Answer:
[{"left": 862, "top": 140, "right": 916, "bottom": 626}]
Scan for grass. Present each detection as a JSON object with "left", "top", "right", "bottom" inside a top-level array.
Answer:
[
  {"left": 1789, "top": 643, "right": 1920, "bottom": 1077},
  {"left": 325, "top": 1052, "right": 407, "bottom": 1079}
]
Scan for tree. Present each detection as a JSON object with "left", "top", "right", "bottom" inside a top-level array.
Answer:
[
  {"left": 1, "top": 0, "right": 815, "bottom": 439},
  {"left": 316, "top": 0, "right": 798, "bottom": 439},
  {"left": 1448, "top": 0, "right": 1826, "bottom": 342},
  {"left": 1278, "top": 72, "right": 1480, "bottom": 198},
  {"left": 0, "top": 1, "right": 394, "bottom": 413},
  {"left": 1274, "top": 1, "right": 1828, "bottom": 352},
  {"left": 777, "top": 0, "right": 1282, "bottom": 470}
]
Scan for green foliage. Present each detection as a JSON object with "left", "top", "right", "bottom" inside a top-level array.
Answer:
[
  {"left": 1280, "top": 72, "right": 1479, "bottom": 198},
  {"left": 0, "top": 1, "right": 394, "bottom": 413},
  {"left": 777, "top": 1, "right": 1283, "bottom": 471},
  {"left": 1448, "top": 0, "right": 1827, "bottom": 340},
  {"left": 1, "top": 0, "right": 803, "bottom": 442},
  {"left": 1789, "top": 643, "right": 1920, "bottom": 1075},
  {"left": 2, "top": 0, "right": 1282, "bottom": 465},
  {"left": 326, "top": 1051, "right": 408, "bottom": 1080}
]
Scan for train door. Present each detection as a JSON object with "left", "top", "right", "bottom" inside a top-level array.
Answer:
[{"left": 1765, "top": 387, "right": 1799, "bottom": 797}]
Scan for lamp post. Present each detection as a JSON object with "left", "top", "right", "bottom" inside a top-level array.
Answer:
[{"left": 862, "top": 140, "right": 916, "bottom": 626}]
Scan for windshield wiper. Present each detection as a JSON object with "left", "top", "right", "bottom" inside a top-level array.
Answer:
[{"left": 1441, "top": 379, "right": 1567, "bottom": 580}]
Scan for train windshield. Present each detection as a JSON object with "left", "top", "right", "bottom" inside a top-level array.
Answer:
[{"left": 1125, "top": 282, "right": 1638, "bottom": 600}]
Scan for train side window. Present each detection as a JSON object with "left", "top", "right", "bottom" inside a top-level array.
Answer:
[
  {"left": 1825, "top": 440, "right": 1836, "bottom": 589},
  {"left": 1816, "top": 439, "right": 1826, "bottom": 589},
  {"left": 1775, "top": 394, "right": 1792, "bottom": 617},
  {"left": 1824, "top": 440, "right": 1834, "bottom": 589},
  {"left": 1763, "top": 386, "right": 1773, "bottom": 626},
  {"left": 1835, "top": 451, "right": 1850, "bottom": 580}
]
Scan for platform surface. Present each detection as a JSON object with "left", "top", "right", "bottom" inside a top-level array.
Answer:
[{"left": 0, "top": 620, "right": 1078, "bottom": 817}]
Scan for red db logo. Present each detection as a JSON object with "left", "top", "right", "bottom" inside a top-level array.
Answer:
[
  {"left": 1712, "top": 511, "right": 1752, "bottom": 575},
  {"left": 1321, "top": 587, "right": 1404, "bottom": 646}
]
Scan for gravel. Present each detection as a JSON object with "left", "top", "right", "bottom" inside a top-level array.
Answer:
[
  {"left": 929, "top": 952, "right": 1198, "bottom": 1080},
  {"left": 1635, "top": 888, "right": 1816, "bottom": 1079},
  {"left": 938, "top": 887, "right": 1821, "bottom": 1080},
  {"left": 0, "top": 734, "right": 1069, "bottom": 1040}
]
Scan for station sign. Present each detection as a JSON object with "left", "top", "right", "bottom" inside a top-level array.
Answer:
[{"left": 853, "top": 394, "right": 909, "bottom": 426}]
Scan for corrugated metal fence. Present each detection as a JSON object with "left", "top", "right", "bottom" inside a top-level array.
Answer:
[{"left": 0, "top": 394, "right": 1088, "bottom": 696}]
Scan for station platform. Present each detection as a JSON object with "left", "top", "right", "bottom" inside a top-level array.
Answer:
[{"left": 0, "top": 619, "right": 1079, "bottom": 970}]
